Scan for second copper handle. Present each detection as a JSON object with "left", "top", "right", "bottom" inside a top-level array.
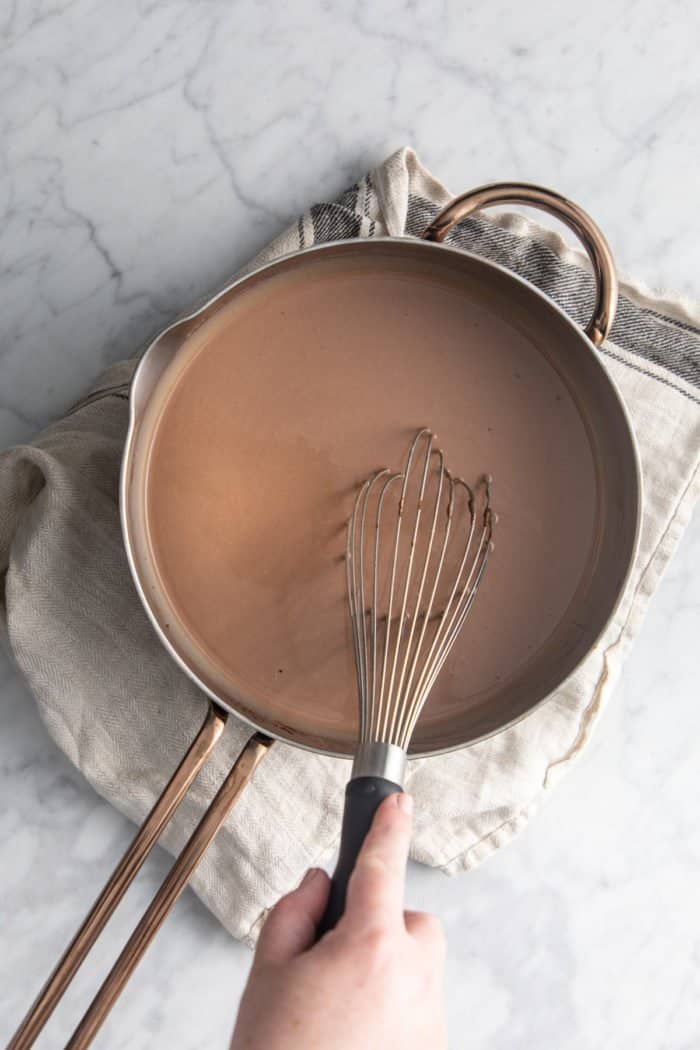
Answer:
[{"left": 422, "top": 182, "right": 618, "bottom": 347}]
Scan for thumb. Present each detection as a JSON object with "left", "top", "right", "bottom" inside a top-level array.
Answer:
[
  {"left": 343, "top": 792, "right": 413, "bottom": 930},
  {"left": 254, "top": 868, "right": 330, "bottom": 966}
]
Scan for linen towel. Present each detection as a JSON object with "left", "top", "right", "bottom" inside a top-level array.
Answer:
[{"left": 1, "top": 148, "right": 698, "bottom": 945}]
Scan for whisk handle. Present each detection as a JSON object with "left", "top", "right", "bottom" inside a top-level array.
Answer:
[{"left": 317, "top": 776, "right": 403, "bottom": 937}]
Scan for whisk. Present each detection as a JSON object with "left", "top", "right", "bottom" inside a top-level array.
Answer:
[{"left": 320, "top": 427, "right": 494, "bottom": 933}]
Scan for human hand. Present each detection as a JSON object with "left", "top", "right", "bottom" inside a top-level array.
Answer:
[{"left": 230, "top": 792, "right": 447, "bottom": 1050}]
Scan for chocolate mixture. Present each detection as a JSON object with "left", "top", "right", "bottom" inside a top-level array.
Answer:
[{"left": 143, "top": 252, "right": 598, "bottom": 740}]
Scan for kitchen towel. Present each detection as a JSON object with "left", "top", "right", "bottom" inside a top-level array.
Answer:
[{"left": 1, "top": 148, "right": 698, "bottom": 945}]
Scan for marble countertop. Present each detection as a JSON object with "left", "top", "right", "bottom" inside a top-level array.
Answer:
[{"left": 1, "top": 1, "right": 698, "bottom": 1047}]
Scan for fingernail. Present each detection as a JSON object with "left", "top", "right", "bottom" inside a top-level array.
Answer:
[
  {"left": 300, "top": 867, "right": 320, "bottom": 887},
  {"left": 397, "top": 792, "right": 413, "bottom": 815}
]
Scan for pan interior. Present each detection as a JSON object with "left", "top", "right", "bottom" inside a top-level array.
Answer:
[{"left": 127, "top": 243, "right": 638, "bottom": 756}]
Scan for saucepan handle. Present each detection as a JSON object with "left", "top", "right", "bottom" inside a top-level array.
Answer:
[
  {"left": 9, "top": 703, "right": 272, "bottom": 1050},
  {"left": 421, "top": 183, "right": 618, "bottom": 347}
]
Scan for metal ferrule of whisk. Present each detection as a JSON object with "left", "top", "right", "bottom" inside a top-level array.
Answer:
[
  {"left": 318, "top": 428, "right": 494, "bottom": 935},
  {"left": 352, "top": 741, "right": 409, "bottom": 783}
]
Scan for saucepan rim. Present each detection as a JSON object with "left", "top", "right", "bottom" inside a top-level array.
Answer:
[{"left": 120, "top": 233, "right": 643, "bottom": 760}]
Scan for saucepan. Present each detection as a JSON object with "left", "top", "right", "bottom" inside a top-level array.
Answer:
[{"left": 10, "top": 184, "right": 641, "bottom": 1050}]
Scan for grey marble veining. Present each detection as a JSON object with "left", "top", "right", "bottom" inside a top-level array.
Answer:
[{"left": 1, "top": 1, "right": 698, "bottom": 1047}]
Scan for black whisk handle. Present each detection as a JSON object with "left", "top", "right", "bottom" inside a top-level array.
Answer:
[{"left": 316, "top": 776, "right": 402, "bottom": 938}]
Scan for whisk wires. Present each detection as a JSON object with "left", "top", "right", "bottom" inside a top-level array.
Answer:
[{"left": 346, "top": 429, "right": 494, "bottom": 751}]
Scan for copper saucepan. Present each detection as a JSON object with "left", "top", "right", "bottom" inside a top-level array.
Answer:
[{"left": 10, "top": 184, "right": 642, "bottom": 1050}]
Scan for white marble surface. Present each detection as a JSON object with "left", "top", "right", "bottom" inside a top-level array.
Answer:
[{"left": 1, "top": 1, "right": 699, "bottom": 1047}]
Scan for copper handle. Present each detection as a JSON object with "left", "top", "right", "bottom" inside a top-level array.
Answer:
[
  {"left": 8, "top": 703, "right": 272, "bottom": 1050},
  {"left": 422, "top": 182, "right": 618, "bottom": 347}
]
